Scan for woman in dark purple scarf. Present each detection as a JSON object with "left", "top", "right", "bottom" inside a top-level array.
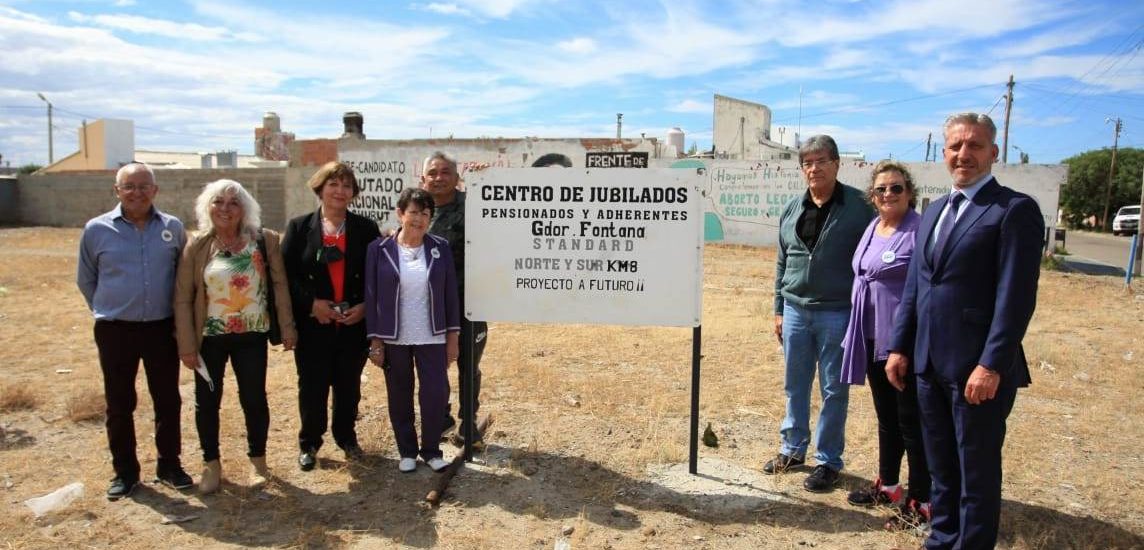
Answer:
[{"left": 840, "top": 160, "right": 931, "bottom": 530}]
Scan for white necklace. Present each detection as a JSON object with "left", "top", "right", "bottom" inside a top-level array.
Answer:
[
  {"left": 399, "top": 241, "right": 422, "bottom": 260},
  {"left": 323, "top": 219, "right": 345, "bottom": 237}
]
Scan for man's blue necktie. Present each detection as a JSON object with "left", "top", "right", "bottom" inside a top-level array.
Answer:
[{"left": 931, "top": 192, "right": 965, "bottom": 264}]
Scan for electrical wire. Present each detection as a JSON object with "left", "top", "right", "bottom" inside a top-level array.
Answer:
[
  {"left": 893, "top": 139, "right": 927, "bottom": 159},
  {"left": 52, "top": 106, "right": 247, "bottom": 140},
  {"left": 1027, "top": 25, "right": 1144, "bottom": 122},
  {"left": 772, "top": 84, "right": 996, "bottom": 124},
  {"left": 985, "top": 94, "right": 1007, "bottom": 116}
]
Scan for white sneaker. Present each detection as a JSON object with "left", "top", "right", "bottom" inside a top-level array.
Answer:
[
  {"left": 427, "top": 457, "right": 450, "bottom": 472},
  {"left": 398, "top": 457, "right": 417, "bottom": 473}
]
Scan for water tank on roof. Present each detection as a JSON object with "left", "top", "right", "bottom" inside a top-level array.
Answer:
[
  {"left": 263, "top": 112, "right": 281, "bottom": 132},
  {"left": 216, "top": 150, "right": 237, "bottom": 168},
  {"left": 667, "top": 127, "right": 685, "bottom": 157}
]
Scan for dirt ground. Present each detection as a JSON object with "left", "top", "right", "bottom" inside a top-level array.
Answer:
[{"left": 0, "top": 227, "right": 1140, "bottom": 549}]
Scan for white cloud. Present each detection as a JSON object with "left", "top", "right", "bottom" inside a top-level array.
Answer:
[
  {"left": 450, "top": 0, "right": 532, "bottom": 18},
  {"left": 1014, "top": 113, "right": 1077, "bottom": 127},
  {"left": 113, "top": 0, "right": 137, "bottom": 6},
  {"left": 995, "top": 22, "right": 1112, "bottom": 58},
  {"left": 771, "top": 0, "right": 1074, "bottom": 47},
  {"left": 557, "top": 37, "right": 597, "bottom": 54},
  {"left": 0, "top": 1, "right": 1136, "bottom": 167},
  {"left": 770, "top": 90, "right": 860, "bottom": 111},
  {"left": 477, "top": 4, "right": 765, "bottom": 87},
  {"left": 67, "top": 12, "right": 263, "bottom": 42},
  {"left": 667, "top": 99, "right": 709, "bottom": 114},
  {"left": 420, "top": 3, "right": 473, "bottom": 17}
]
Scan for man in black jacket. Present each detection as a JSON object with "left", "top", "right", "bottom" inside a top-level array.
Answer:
[{"left": 421, "top": 151, "right": 488, "bottom": 446}]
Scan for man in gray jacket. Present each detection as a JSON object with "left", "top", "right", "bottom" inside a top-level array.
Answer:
[{"left": 766, "top": 135, "right": 875, "bottom": 492}]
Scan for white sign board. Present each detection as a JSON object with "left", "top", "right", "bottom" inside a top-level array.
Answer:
[
  {"left": 466, "top": 168, "right": 704, "bottom": 327},
  {"left": 339, "top": 150, "right": 413, "bottom": 228}
]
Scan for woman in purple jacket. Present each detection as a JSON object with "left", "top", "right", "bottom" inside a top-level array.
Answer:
[
  {"left": 840, "top": 160, "right": 931, "bottom": 530},
  {"left": 365, "top": 188, "right": 460, "bottom": 473}
]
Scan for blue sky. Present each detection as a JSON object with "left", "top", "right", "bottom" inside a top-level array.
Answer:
[{"left": 1, "top": 0, "right": 1142, "bottom": 167}]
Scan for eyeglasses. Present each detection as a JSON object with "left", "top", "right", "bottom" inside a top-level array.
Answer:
[
  {"left": 800, "top": 159, "right": 836, "bottom": 170},
  {"left": 116, "top": 184, "right": 155, "bottom": 193},
  {"left": 873, "top": 184, "right": 906, "bottom": 196}
]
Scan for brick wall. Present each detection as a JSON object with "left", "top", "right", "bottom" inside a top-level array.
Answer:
[{"left": 14, "top": 168, "right": 289, "bottom": 229}]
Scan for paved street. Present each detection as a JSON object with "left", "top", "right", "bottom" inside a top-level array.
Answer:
[{"left": 1058, "top": 230, "right": 1140, "bottom": 276}]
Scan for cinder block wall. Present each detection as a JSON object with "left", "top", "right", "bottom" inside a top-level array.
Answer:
[{"left": 16, "top": 168, "right": 289, "bottom": 230}]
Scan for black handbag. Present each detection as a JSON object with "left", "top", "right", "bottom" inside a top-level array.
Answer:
[{"left": 255, "top": 230, "right": 283, "bottom": 345}]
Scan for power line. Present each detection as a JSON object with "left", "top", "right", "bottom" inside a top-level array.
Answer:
[
  {"left": 893, "top": 139, "right": 927, "bottom": 159},
  {"left": 52, "top": 105, "right": 247, "bottom": 140},
  {"left": 985, "top": 93, "right": 1007, "bottom": 116},
  {"left": 1023, "top": 83, "right": 1144, "bottom": 103},
  {"left": 1029, "top": 25, "right": 1144, "bottom": 121},
  {"left": 772, "top": 84, "right": 995, "bottom": 123}
]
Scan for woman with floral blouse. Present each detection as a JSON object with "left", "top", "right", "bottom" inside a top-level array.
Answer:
[{"left": 174, "top": 179, "right": 296, "bottom": 494}]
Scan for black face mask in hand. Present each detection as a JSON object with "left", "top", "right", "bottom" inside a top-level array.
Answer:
[{"left": 317, "top": 244, "right": 344, "bottom": 264}]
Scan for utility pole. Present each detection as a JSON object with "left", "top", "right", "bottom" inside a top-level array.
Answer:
[
  {"left": 1001, "top": 74, "right": 1014, "bottom": 164},
  {"left": 1101, "top": 117, "right": 1123, "bottom": 231},
  {"left": 1134, "top": 168, "right": 1143, "bottom": 277},
  {"left": 36, "top": 92, "right": 53, "bottom": 164},
  {"left": 616, "top": 113, "right": 622, "bottom": 139},
  {"left": 925, "top": 133, "right": 932, "bottom": 162}
]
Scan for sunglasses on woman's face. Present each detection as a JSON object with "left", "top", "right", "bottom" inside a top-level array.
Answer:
[{"left": 873, "top": 184, "right": 905, "bottom": 196}]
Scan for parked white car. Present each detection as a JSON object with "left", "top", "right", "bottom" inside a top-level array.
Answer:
[{"left": 1113, "top": 205, "right": 1140, "bottom": 236}]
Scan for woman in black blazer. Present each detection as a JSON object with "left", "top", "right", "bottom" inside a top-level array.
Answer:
[{"left": 281, "top": 161, "right": 381, "bottom": 471}]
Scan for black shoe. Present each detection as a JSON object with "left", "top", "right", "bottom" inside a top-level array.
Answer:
[
  {"left": 299, "top": 450, "right": 317, "bottom": 471},
  {"left": 847, "top": 478, "right": 903, "bottom": 507},
  {"left": 107, "top": 476, "right": 139, "bottom": 501},
  {"left": 343, "top": 445, "right": 365, "bottom": 461},
  {"left": 440, "top": 415, "right": 457, "bottom": 440},
  {"left": 762, "top": 453, "right": 804, "bottom": 474},
  {"left": 803, "top": 465, "right": 840, "bottom": 493},
  {"left": 155, "top": 466, "right": 194, "bottom": 490}
]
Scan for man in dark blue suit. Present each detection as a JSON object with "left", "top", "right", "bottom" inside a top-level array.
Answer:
[{"left": 887, "top": 112, "right": 1044, "bottom": 549}]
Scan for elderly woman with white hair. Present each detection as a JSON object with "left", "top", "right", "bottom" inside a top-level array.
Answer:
[{"left": 174, "top": 179, "right": 296, "bottom": 494}]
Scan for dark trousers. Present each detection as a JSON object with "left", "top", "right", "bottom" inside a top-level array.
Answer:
[
  {"left": 294, "top": 332, "right": 367, "bottom": 452},
  {"left": 866, "top": 344, "right": 930, "bottom": 501},
  {"left": 94, "top": 318, "right": 182, "bottom": 480},
  {"left": 918, "top": 370, "right": 1017, "bottom": 550},
  {"left": 384, "top": 344, "right": 449, "bottom": 460},
  {"left": 447, "top": 318, "right": 486, "bottom": 425},
  {"left": 196, "top": 332, "right": 269, "bottom": 462}
]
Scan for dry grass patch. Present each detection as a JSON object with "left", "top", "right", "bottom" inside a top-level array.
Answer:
[
  {"left": 0, "top": 230, "right": 1141, "bottom": 550},
  {"left": 0, "top": 385, "right": 39, "bottom": 411},
  {"left": 64, "top": 388, "right": 104, "bottom": 423}
]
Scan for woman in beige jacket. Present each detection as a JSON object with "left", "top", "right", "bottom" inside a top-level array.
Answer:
[{"left": 174, "top": 179, "right": 296, "bottom": 494}]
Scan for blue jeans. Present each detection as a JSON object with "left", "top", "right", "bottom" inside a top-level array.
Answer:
[{"left": 780, "top": 302, "right": 850, "bottom": 471}]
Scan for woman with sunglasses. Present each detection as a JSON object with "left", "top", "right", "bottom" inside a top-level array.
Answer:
[
  {"left": 282, "top": 161, "right": 381, "bottom": 471},
  {"left": 840, "top": 160, "right": 931, "bottom": 530}
]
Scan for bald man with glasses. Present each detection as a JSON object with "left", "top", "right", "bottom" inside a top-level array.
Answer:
[{"left": 78, "top": 163, "right": 192, "bottom": 500}]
